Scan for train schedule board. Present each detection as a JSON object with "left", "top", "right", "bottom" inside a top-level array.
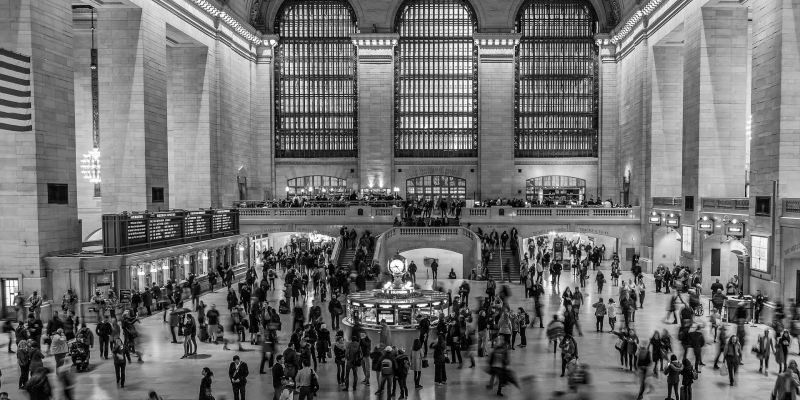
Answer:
[{"left": 102, "top": 209, "right": 239, "bottom": 255}]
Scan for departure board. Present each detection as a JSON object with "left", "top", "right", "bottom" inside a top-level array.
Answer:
[
  {"left": 148, "top": 212, "right": 184, "bottom": 242},
  {"left": 102, "top": 209, "right": 239, "bottom": 255},
  {"left": 212, "top": 210, "right": 235, "bottom": 233},
  {"left": 126, "top": 215, "right": 148, "bottom": 245},
  {"left": 184, "top": 211, "right": 212, "bottom": 238}
]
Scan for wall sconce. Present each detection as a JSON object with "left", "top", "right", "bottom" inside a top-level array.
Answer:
[
  {"left": 393, "top": 187, "right": 399, "bottom": 193},
  {"left": 623, "top": 170, "right": 631, "bottom": 184}
]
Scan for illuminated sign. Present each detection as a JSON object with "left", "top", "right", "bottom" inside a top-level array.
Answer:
[
  {"left": 665, "top": 217, "right": 680, "bottom": 227},
  {"left": 697, "top": 220, "right": 714, "bottom": 233},
  {"left": 648, "top": 215, "right": 661, "bottom": 224},
  {"left": 726, "top": 223, "right": 744, "bottom": 237}
]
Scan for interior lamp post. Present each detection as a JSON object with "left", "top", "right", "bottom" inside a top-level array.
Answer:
[{"left": 81, "top": 7, "right": 101, "bottom": 186}]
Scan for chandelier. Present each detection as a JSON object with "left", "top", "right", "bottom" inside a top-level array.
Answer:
[{"left": 81, "top": 147, "right": 101, "bottom": 183}]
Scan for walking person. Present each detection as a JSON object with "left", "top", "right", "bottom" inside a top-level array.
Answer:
[
  {"left": 681, "top": 357, "right": 696, "bottom": 400},
  {"left": 17, "top": 340, "right": 30, "bottom": 389},
  {"left": 343, "top": 335, "right": 361, "bottom": 391},
  {"left": 111, "top": 338, "right": 130, "bottom": 388},
  {"left": 296, "top": 359, "right": 317, "bottom": 400},
  {"left": 607, "top": 299, "right": 617, "bottom": 331},
  {"left": 199, "top": 367, "right": 214, "bottom": 400},
  {"left": 592, "top": 298, "right": 606, "bottom": 332},
  {"left": 517, "top": 308, "right": 530, "bottom": 347},
  {"left": 432, "top": 335, "right": 447, "bottom": 385},
  {"left": 272, "top": 355, "right": 285, "bottom": 400},
  {"left": 635, "top": 344, "right": 653, "bottom": 400},
  {"left": 778, "top": 329, "right": 791, "bottom": 372},
  {"left": 95, "top": 316, "right": 112, "bottom": 359},
  {"left": 228, "top": 354, "right": 249, "bottom": 400},
  {"left": 664, "top": 354, "right": 682, "bottom": 400},
  {"left": 395, "top": 349, "right": 410, "bottom": 399},
  {"left": 410, "top": 339, "right": 423, "bottom": 389},
  {"left": 756, "top": 329, "right": 774, "bottom": 375},
  {"left": 723, "top": 335, "right": 742, "bottom": 386},
  {"left": 51, "top": 329, "right": 68, "bottom": 367}
]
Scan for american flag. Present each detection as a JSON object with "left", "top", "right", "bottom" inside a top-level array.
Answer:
[{"left": 0, "top": 48, "right": 32, "bottom": 132}]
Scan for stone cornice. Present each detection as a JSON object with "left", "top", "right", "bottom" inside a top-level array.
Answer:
[
  {"left": 352, "top": 33, "right": 400, "bottom": 48},
  {"left": 473, "top": 33, "right": 522, "bottom": 48}
]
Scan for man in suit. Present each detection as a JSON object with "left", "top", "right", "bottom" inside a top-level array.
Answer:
[{"left": 229, "top": 354, "right": 249, "bottom": 400}]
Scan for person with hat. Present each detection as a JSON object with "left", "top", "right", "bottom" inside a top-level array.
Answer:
[{"left": 228, "top": 354, "right": 249, "bottom": 400}]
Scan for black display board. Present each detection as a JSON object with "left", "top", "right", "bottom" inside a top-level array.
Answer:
[{"left": 102, "top": 209, "right": 239, "bottom": 255}]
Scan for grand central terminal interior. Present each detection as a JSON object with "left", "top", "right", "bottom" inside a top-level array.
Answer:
[{"left": 1, "top": 0, "right": 799, "bottom": 399}]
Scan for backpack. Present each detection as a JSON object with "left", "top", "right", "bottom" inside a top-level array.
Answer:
[
  {"left": 279, "top": 300, "right": 289, "bottom": 314},
  {"left": 381, "top": 358, "right": 393, "bottom": 375}
]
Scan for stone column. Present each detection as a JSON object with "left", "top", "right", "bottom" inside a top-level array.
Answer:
[
  {"left": 352, "top": 34, "right": 398, "bottom": 191},
  {"left": 681, "top": 4, "right": 749, "bottom": 265},
  {"left": 475, "top": 34, "right": 520, "bottom": 199},
  {"left": 167, "top": 42, "right": 213, "bottom": 209},
  {"left": 597, "top": 37, "right": 619, "bottom": 203},
  {"left": 98, "top": 7, "right": 169, "bottom": 213},
  {"left": 252, "top": 36, "right": 277, "bottom": 199},
  {"left": 0, "top": 0, "right": 81, "bottom": 295},
  {"left": 750, "top": 0, "right": 800, "bottom": 298}
]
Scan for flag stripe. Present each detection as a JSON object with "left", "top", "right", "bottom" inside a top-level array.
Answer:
[
  {"left": 0, "top": 72, "right": 29, "bottom": 86},
  {"left": 0, "top": 111, "right": 30, "bottom": 120},
  {"left": 0, "top": 60, "right": 29, "bottom": 75},
  {"left": 0, "top": 122, "right": 32, "bottom": 132},
  {"left": 0, "top": 85, "right": 30, "bottom": 97},
  {"left": 0, "top": 99, "right": 30, "bottom": 109},
  {"left": 0, "top": 48, "right": 32, "bottom": 132},
  {"left": 0, "top": 48, "right": 30, "bottom": 63}
]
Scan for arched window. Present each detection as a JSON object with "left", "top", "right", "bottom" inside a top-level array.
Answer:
[
  {"left": 274, "top": 0, "right": 358, "bottom": 158},
  {"left": 395, "top": 0, "right": 478, "bottom": 158},
  {"left": 287, "top": 176, "right": 348, "bottom": 196},
  {"left": 406, "top": 175, "right": 466, "bottom": 202},
  {"left": 526, "top": 175, "right": 586, "bottom": 204},
  {"left": 515, "top": 0, "right": 598, "bottom": 158}
]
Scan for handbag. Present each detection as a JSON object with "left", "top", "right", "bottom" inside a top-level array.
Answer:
[
  {"left": 422, "top": 359, "right": 429, "bottom": 368},
  {"left": 614, "top": 339, "right": 623, "bottom": 351}
]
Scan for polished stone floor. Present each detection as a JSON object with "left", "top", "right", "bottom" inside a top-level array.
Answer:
[{"left": 0, "top": 268, "right": 780, "bottom": 400}]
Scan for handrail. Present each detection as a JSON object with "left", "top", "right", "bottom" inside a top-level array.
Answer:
[
  {"left": 331, "top": 235, "right": 343, "bottom": 267},
  {"left": 238, "top": 206, "right": 637, "bottom": 219}
]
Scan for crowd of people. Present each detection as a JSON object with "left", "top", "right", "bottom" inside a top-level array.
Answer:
[{"left": 2, "top": 224, "right": 794, "bottom": 400}]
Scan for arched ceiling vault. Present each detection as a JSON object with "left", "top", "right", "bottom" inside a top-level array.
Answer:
[{"left": 241, "top": 0, "right": 630, "bottom": 35}]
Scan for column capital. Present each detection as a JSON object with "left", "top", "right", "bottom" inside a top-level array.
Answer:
[
  {"left": 351, "top": 33, "right": 400, "bottom": 48},
  {"left": 594, "top": 33, "right": 617, "bottom": 58},
  {"left": 473, "top": 33, "right": 521, "bottom": 49}
]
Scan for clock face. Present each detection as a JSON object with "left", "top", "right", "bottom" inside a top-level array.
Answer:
[{"left": 389, "top": 259, "right": 406, "bottom": 275}]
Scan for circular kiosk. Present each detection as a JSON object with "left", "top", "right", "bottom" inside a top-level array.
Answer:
[{"left": 341, "top": 256, "right": 450, "bottom": 351}]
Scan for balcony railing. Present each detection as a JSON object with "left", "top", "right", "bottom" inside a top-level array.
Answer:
[
  {"left": 701, "top": 198, "right": 750, "bottom": 211},
  {"left": 238, "top": 206, "right": 638, "bottom": 221},
  {"left": 785, "top": 199, "right": 800, "bottom": 216},
  {"left": 652, "top": 197, "right": 682, "bottom": 207}
]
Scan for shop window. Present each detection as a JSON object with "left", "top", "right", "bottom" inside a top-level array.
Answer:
[
  {"left": 287, "top": 176, "right": 348, "bottom": 197},
  {"left": 47, "top": 183, "right": 69, "bottom": 204},
  {"left": 406, "top": 175, "right": 466, "bottom": 202},
  {"left": 525, "top": 176, "right": 586, "bottom": 204}
]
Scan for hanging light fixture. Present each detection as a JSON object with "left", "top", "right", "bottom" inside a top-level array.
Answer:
[{"left": 82, "top": 7, "right": 101, "bottom": 184}]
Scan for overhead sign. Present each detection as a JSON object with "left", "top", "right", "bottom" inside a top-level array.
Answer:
[
  {"left": 697, "top": 220, "right": 714, "bottom": 233},
  {"left": 665, "top": 216, "right": 680, "bottom": 227},
  {"left": 648, "top": 215, "right": 661, "bottom": 225},
  {"left": 102, "top": 209, "right": 240, "bottom": 255},
  {"left": 726, "top": 223, "right": 744, "bottom": 237}
]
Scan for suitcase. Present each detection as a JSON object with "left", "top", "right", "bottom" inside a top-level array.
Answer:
[{"left": 199, "top": 324, "right": 209, "bottom": 342}]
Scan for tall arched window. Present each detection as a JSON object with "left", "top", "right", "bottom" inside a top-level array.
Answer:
[
  {"left": 515, "top": 0, "right": 598, "bottom": 158},
  {"left": 395, "top": 0, "right": 478, "bottom": 158},
  {"left": 275, "top": 0, "right": 359, "bottom": 158}
]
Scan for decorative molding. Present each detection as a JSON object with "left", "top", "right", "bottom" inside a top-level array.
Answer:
[
  {"left": 514, "top": 158, "right": 599, "bottom": 166},
  {"left": 473, "top": 33, "right": 522, "bottom": 48},
  {"left": 352, "top": 34, "right": 400, "bottom": 48},
  {"left": 187, "top": 0, "right": 265, "bottom": 45},
  {"left": 610, "top": 0, "right": 667, "bottom": 45}
]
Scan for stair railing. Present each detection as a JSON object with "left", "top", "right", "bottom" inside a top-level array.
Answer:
[{"left": 331, "top": 236, "right": 344, "bottom": 266}]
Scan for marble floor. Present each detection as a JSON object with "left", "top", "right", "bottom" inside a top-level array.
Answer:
[{"left": 0, "top": 269, "right": 780, "bottom": 400}]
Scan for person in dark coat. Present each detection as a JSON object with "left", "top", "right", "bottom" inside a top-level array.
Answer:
[{"left": 228, "top": 355, "right": 249, "bottom": 400}]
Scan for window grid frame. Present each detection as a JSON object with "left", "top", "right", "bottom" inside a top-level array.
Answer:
[
  {"left": 514, "top": 0, "right": 599, "bottom": 158},
  {"left": 274, "top": 0, "right": 359, "bottom": 158},
  {"left": 394, "top": 0, "right": 479, "bottom": 158},
  {"left": 406, "top": 175, "right": 467, "bottom": 202}
]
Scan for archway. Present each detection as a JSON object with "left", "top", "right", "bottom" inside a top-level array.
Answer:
[
  {"left": 653, "top": 226, "right": 682, "bottom": 271},
  {"left": 701, "top": 234, "right": 747, "bottom": 293},
  {"left": 522, "top": 231, "right": 618, "bottom": 268},
  {"left": 399, "top": 248, "right": 464, "bottom": 279}
]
